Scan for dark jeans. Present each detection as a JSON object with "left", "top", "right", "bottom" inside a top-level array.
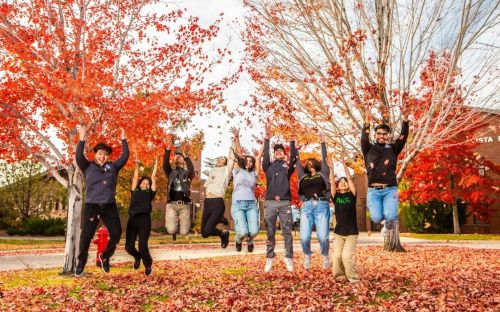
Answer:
[
  {"left": 77, "top": 203, "right": 122, "bottom": 269},
  {"left": 201, "top": 198, "right": 225, "bottom": 238},
  {"left": 125, "top": 213, "right": 152, "bottom": 267},
  {"left": 264, "top": 200, "right": 293, "bottom": 259}
]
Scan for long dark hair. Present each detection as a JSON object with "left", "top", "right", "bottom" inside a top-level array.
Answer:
[
  {"left": 304, "top": 158, "right": 321, "bottom": 175},
  {"left": 232, "top": 148, "right": 256, "bottom": 172}
]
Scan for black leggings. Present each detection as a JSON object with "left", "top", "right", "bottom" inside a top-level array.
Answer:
[
  {"left": 78, "top": 203, "right": 122, "bottom": 268},
  {"left": 201, "top": 198, "right": 225, "bottom": 238},
  {"left": 125, "top": 213, "right": 152, "bottom": 267}
]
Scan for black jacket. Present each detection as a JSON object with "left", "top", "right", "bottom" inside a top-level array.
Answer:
[
  {"left": 361, "top": 121, "right": 409, "bottom": 186},
  {"left": 262, "top": 139, "right": 297, "bottom": 201},
  {"left": 163, "top": 149, "right": 195, "bottom": 201},
  {"left": 76, "top": 139, "right": 129, "bottom": 204}
]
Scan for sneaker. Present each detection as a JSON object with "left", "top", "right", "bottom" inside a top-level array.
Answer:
[
  {"left": 133, "top": 257, "right": 141, "bottom": 270},
  {"left": 264, "top": 258, "right": 274, "bottom": 273},
  {"left": 236, "top": 241, "right": 242, "bottom": 252},
  {"left": 380, "top": 220, "right": 387, "bottom": 237},
  {"left": 75, "top": 265, "right": 84, "bottom": 277},
  {"left": 99, "top": 254, "right": 110, "bottom": 273},
  {"left": 247, "top": 243, "right": 254, "bottom": 253},
  {"left": 284, "top": 257, "right": 294, "bottom": 272},
  {"left": 303, "top": 255, "right": 311, "bottom": 270},
  {"left": 145, "top": 265, "right": 153, "bottom": 276},
  {"left": 322, "top": 256, "right": 330, "bottom": 270},
  {"left": 285, "top": 258, "right": 293, "bottom": 272},
  {"left": 221, "top": 231, "right": 229, "bottom": 249}
]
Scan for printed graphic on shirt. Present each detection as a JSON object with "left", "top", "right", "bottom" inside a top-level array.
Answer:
[
  {"left": 173, "top": 178, "right": 182, "bottom": 191},
  {"left": 335, "top": 196, "right": 352, "bottom": 205}
]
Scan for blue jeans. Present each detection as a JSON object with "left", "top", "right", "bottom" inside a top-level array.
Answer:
[
  {"left": 231, "top": 200, "right": 260, "bottom": 244},
  {"left": 300, "top": 200, "right": 330, "bottom": 257},
  {"left": 367, "top": 186, "right": 399, "bottom": 223}
]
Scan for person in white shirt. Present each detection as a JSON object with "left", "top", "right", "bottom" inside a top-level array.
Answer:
[{"left": 201, "top": 133, "right": 235, "bottom": 248}]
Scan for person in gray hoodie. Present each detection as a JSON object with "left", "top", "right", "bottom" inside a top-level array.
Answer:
[
  {"left": 295, "top": 132, "right": 331, "bottom": 271},
  {"left": 75, "top": 126, "right": 129, "bottom": 277}
]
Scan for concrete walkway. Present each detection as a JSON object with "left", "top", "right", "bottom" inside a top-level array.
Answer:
[{"left": 1, "top": 233, "right": 499, "bottom": 271}]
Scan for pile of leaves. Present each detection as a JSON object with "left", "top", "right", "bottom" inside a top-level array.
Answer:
[{"left": 0, "top": 246, "right": 498, "bottom": 311}]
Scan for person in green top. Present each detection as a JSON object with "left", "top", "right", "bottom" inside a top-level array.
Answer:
[{"left": 328, "top": 155, "right": 359, "bottom": 283}]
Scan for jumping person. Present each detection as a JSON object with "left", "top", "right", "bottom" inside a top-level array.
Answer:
[
  {"left": 201, "top": 133, "right": 235, "bottom": 248},
  {"left": 75, "top": 126, "right": 129, "bottom": 276},
  {"left": 163, "top": 141, "right": 196, "bottom": 237},
  {"left": 295, "top": 132, "right": 331, "bottom": 270},
  {"left": 230, "top": 127, "right": 264, "bottom": 253},
  {"left": 361, "top": 107, "right": 409, "bottom": 252},
  {"left": 329, "top": 156, "right": 359, "bottom": 282},
  {"left": 125, "top": 153, "right": 158, "bottom": 276},
  {"left": 262, "top": 124, "right": 297, "bottom": 272}
]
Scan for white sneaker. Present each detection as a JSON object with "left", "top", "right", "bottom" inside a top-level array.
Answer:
[
  {"left": 380, "top": 221, "right": 387, "bottom": 237},
  {"left": 264, "top": 258, "right": 274, "bottom": 273},
  {"left": 303, "top": 255, "right": 311, "bottom": 270},
  {"left": 322, "top": 256, "right": 330, "bottom": 270},
  {"left": 284, "top": 257, "right": 294, "bottom": 272}
]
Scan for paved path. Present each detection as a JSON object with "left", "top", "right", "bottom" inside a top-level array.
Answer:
[{"left": 1, "top": 233, "right": 499, "bottom": 271}]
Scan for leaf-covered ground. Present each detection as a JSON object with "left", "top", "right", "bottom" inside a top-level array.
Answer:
[{"left": 0, "top": 246, "right": 498, "bottom": 311}]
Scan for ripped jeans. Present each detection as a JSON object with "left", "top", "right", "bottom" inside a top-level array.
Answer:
[
  {"left": 264, "top": 200, "right": 293, "bottom": 259},
  {"left": 77, "top": 203, "right": 122, "bottom": 269}
]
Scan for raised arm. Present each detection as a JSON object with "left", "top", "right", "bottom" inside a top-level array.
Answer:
[
  {"left": 151, "top": 155, "right": 159, "bottom": 192},
  {"left": 163, "top": 146, "right": 172, "bottom": 175},
  {"left": 328, "top": 156, "right": 336, "bottom": 195},
  {"left": 287, "top": 140, "right": 297, "bottom": 176},
  {"left": 393, "top": 119, "right": 409, "bottom": 155},
  {"left": 226, "top": 134, "right": 237, "bottom": 177},
  {"left": 114, "top": 128, "right": 129, "bottom": 170},
  {"left": 295, "top": 142, "right": 306, "bottom": 179},
  {"left": 75, "top": 126, "right": 90, "bottom": 171},
  {"left": 255, "top": 142, "right": 265, "bottom": 176},
  {"left": 231, "top": 127, "right": 242, "bottom": 155},
  {"left": 342, "top": 158, "right": 356, "bottom": 196},
  {"left": 361, "top": 107, "right": 371, "bottom": 156},
  {"left": 185, "top": 157, "right": 195, "bottom": 179},
  {"left": 131, "top": 154, "right": 140, "bottom": 191},
  {"left": 319, "top": 132, "right": 330, "bottom": 178},
  {"left": 262, "top": 123, "right": 271, "bottom": 171}
]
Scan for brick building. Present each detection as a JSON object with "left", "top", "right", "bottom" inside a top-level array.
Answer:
[{"left": 461, "top": 108, "right": 500, "bottom": 233}]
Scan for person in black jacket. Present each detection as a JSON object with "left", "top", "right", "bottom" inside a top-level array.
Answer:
[
  {"left": 361, "top": 107, "right": 409, "bottom": 252},
  {"left": 262, "top": 123, "right": 297, "bottom": 273},
  {"left": 75, "top": 126, "right": 129, "bottom": 277},
  {"left": 163, "top": 141, "right": 196, "bottom": 236},
  {"left": 125, "top": 153, "right": 158, "bottom": 276}
]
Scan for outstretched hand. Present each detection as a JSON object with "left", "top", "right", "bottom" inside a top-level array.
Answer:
[
  {"left": 230, "top": 127, "right": 239, "bottom": 138},
  {"left": 402, "top": 104, "right": 410, "bottom": 122},
  {"left": 319, "top": 130, "right": 326, "bottom": 143},
  {"left": 120, "top": 128, "right": 126, "bottom": 140},
  {"left": 264, "top": 122, "right": 271, "bottom": 139},
  {"left": 78, "top": 125, "right": 87, "bottom": 141},
  {"left": 364, "top": 106, "right": 372, "bottom": 124}
]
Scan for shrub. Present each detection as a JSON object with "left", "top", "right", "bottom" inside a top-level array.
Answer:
[{"left": 6, "top": 217, "right": 66, "bottom": 236}]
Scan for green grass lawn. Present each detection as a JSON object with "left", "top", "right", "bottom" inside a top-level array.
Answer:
[
  {"left": 0, "top": 231, "right": 302, "bottom": 251},
  {"left": 401, "top": 233, "right": 500, "bottom": 241}
]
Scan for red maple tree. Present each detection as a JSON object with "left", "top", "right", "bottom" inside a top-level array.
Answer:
[
  {"left": 400, "top": 126, "right": 499, "bottom": 234},
  {"left": 0, "top": 1, "right": 237, "bottom": 273}
]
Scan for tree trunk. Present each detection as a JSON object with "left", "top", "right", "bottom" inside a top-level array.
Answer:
[
  {"left": 61, "top": 169, "right": 84, "bottom": 275},
  {"left": 384, "top": 219, "right": 406, "bottom": 252},
  {"left": 451, "top": 202, "right": 461, "bottom": 234}
]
